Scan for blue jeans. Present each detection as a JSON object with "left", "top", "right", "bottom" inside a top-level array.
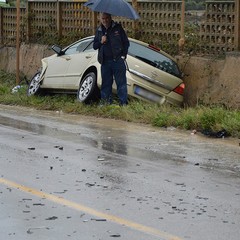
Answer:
[{"left": 101, "top": 58, "right": 127, "bottom": 105}]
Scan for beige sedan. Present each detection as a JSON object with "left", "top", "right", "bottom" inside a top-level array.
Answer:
[{"left": 27, "top": 36, "right": 185, "bottom": 106}]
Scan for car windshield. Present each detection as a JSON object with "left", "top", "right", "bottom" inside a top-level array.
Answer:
[{"left": 128, "top": 41, "right": 181, "bottom": 78}]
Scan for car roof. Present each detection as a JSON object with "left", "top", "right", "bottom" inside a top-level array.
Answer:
[{"left": 84, "top": 35, "right": 177, "bottom": 62}]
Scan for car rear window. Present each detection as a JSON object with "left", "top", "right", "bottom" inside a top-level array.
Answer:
[{"left": 128, "top": 41, "right": 181, "bottom": 78}]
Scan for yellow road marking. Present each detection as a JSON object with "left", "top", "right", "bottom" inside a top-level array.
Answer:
[{"left": 0, "top": 178, "right": 183, "bottom": 240}]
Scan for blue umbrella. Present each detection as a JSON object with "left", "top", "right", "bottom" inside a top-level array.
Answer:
[{"left": 84, "top": 0, "right": 140, "bottom": 20}]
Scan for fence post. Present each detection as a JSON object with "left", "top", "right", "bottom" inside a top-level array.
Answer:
[
  {"left": 26, "top": 1, "right": 30, "bottom": 42},
  {"left": 16, "top": 0, "right": 20, "bottom": 85},
  {"left": 0, "top": 7, "right": 2, "bottom": 45},
  {"left": 178, "top": 0, "right": 185, "bottom": 51},
  {"left": 93, "top": 12, "right": 97, "bottom": 35},
  {"left": 236, "top": 0, "right": 240, "bottom": 51},
  {"left": 132, "top": 0, "right": 139, "bottom": 39},
  {"left": 57, "top": 0, "right": 62, "bottom": 38}
]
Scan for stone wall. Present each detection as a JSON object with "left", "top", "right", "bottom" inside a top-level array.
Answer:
[{"left": 0, "top": 44, "right": 239, "bottom": 109}]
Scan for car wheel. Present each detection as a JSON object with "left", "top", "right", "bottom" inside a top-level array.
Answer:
[
  {"left": 77, "top": 72, "right": 100, "bottom": 103},
  {"left": 27, "top": 71, "right": 42, "bottom": 96}
]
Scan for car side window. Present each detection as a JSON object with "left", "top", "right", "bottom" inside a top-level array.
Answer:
[
  {"left": 128, "top": 41, "right": 181, "bottom": 78},
  {"left": 84, "top": 41, "right": 94, "bottom": 52},
  {"left": 64, "top": 39, "right": 93, "bottom": 55}
]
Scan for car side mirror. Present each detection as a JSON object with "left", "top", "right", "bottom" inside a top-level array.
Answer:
[{"left": 51, "top": 45, "right": 63, "bottom": 56}]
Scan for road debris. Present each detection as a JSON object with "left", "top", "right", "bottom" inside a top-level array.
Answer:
[
  {"left": 28, "top": 147, "right": 35, "bottom": 150},
  {"left": 45, "top": 216, "right": 58, "bottom": 220},
  {"left": 91, "top": 218, "right": 107, "bottom": 221},
  {"left": 27, "top": 227, "right": 50, "bottom": 234},
  {"left": 97, "top": 156, "right": 106, "bottom": 161}
]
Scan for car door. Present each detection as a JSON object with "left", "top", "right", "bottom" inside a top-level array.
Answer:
[
  {"left": 43, "top": 38, "right": 96, "bottom": 89},
  {"left": 64, "top": 39, "right": 96, "bottom": 88},
  {"left": 43, "top": 53, "right": 72, "bottom": 88},
  {"left": 127, "top": 41, "right": 182, "bottom": 94}
]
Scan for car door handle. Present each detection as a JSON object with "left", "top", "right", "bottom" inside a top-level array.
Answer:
[
  {"left": 65, "top": 57, "right": 71, "bottom": 61},
  {"left": 85, "top": 55, "right": 92, "bottom": 59}
]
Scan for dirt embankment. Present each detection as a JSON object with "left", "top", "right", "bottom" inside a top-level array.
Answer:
[{"left": 0, "top": 44, "right": 239, "bottom": 109}]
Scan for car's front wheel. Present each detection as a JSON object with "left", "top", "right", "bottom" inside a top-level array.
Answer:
[
  {"left": 27, "top": 71, "right": 42, "bottom": 96},
  {"left": 77, "top": 72, "right": 100, "bottom": 103}
]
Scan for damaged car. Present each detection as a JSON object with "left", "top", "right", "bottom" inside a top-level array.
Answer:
[{"left": 27, "top": 36, "right": 185, "bottom": 106}]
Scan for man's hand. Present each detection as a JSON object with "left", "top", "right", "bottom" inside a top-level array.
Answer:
[{"left": 101, "top": 35, "right": 107, "bottom": 44}]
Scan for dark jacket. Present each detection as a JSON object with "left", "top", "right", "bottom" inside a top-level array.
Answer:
[{"left": 93, "top": 21, "right": 129, "bottom": 64}]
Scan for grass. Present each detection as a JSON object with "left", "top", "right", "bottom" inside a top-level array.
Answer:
[{"left": 0, "top": 70, "right": 239, "bottom": 138}]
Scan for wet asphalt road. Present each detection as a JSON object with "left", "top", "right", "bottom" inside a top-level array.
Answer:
[{"left": 0, "top": 105, "right": 240, "bottom": 240}]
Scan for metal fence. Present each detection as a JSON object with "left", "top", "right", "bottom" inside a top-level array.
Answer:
[{"left": 0, "top": 0, "right": 239, "bottom": 54}]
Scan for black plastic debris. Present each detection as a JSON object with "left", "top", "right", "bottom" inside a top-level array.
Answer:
[
  {"left": 27, "top": 229, "right": 33, "bottom": 234},
  {"left": 85, "top": 183, "right": 95, "bottom": 187},
  {"left": 110, "top": 234, "right": 121, "bottom": 237},
  {"left": 91, "top": 218, "right": 107, "bottom": 221},
  {"left": 33, "top": 203, "right": 45, "bottom": 206},
  {"left": 28, "top": 147, "right": 35, "bottom": 150},
  {"left": 45, "top": 216, "right": 58, "bottom": 220},
  {"left": 201, "top": 129, "right": 229, "bottom": 138},
  {"left": 54, "top": 146, "right": 63, "bottom": 150}
]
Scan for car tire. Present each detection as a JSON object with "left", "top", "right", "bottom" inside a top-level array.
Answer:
[
  {"left": 77, "top": 72, "right": 100, "bottom": 104},
  {"left": 27, "top": 71, "right": 42, "bottom": 96}
]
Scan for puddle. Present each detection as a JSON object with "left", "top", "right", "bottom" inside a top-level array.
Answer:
[
  {"left": 0, "top": 111, "right": 239, "bottom": 175},
  {"left": 0, "top": 115, "right": 164, "bottom": 161}
]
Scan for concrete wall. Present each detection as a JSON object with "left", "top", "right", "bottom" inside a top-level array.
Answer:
[
  {"left": 0, "top": 44, "right": 239, "bottom": 109},
  {"left": 177, "top": 53, "right": 240, "bottom": 109},
  {"left": 0, "top": 44, "right": 52, "bottom": 78}
]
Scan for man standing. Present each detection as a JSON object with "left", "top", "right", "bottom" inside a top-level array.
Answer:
[{"left": 93, "top": 12, "right": 130, "bottom": 105}]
